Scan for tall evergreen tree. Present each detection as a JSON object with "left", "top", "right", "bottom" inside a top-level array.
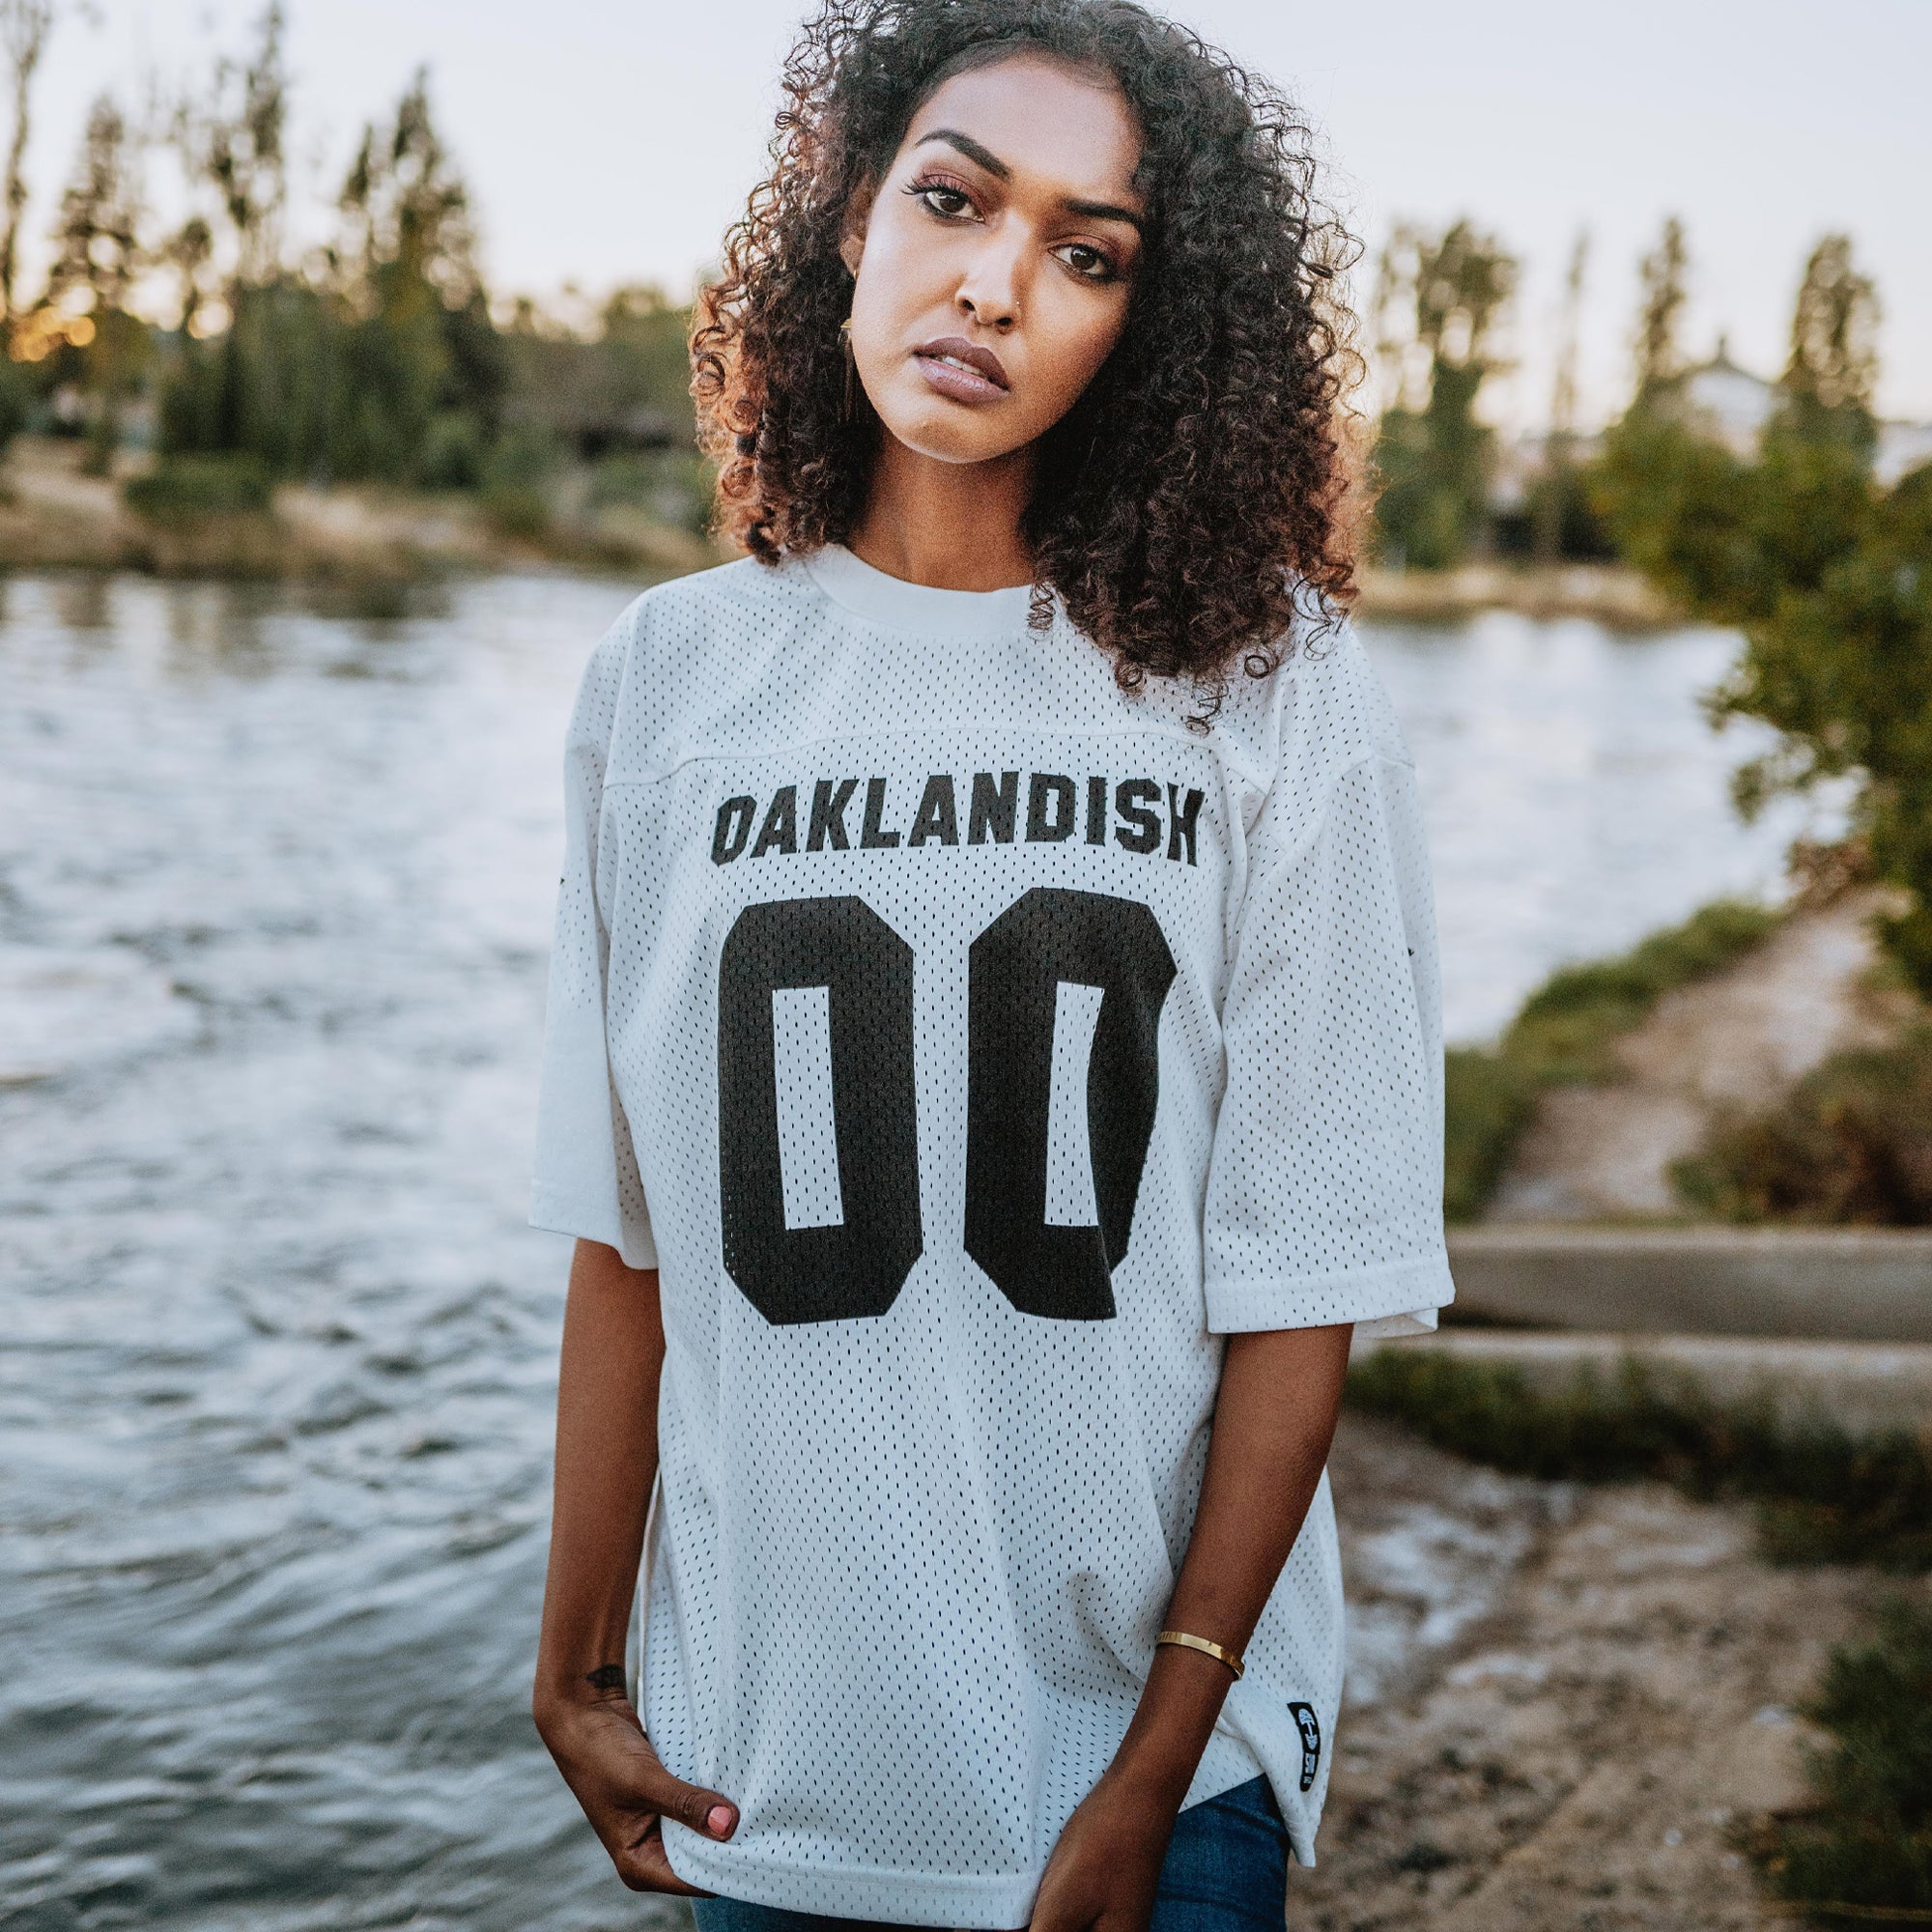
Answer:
[
  {"left": 45, "top": 92, "right": 146, "bottom": 469},
  {"left": 157, "top": 5, "right": 315, "bottom": 474},
  {"left": 1776, "top": 233, "right": 1879, "bottom": 457},
  {"left": 1634, "top": 214, "right": 1689, "bottom": 404},
  {"left": 0, "top": 0, "right": 51, "bottom": 330},
  {"left": 324, "top": 70, "right": 501, "bottom": 480},
  {"left": 1371, "top": 218, "right": 1516, "bottom": 569},
  {"left": 201, "top": 2, "right": 288, "bottom": 303},
  {"left": 1532, "top": 228, "right": 1589, "bottom": 563}
]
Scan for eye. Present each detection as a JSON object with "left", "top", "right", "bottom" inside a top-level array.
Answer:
[
  {"left": 1053, "top": 242, "right": 1118, "bottom": 283},
  {"left": 905, "top": 173, "right": 978, "bottom": 220}
]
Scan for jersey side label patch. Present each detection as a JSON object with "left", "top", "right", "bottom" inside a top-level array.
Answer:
[{"left": 1288, "top": 1701, "right": 1321, "bottom": 1792}]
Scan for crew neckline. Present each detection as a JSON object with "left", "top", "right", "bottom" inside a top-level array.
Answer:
[{"left": 803, "top": 543, "right": 1036, "bottom": 638}]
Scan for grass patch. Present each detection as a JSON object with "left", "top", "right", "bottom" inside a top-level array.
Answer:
[
  {"left": 1672, "top": 1023, "right": 1932, "bottom": 1226},
  {"left": 1444, "top": 898, "right": 1783, "bottom": 1220},
  {"left": 124, "top": 454, "right": 273, "bottom": 523},
  {"left": 1443, "top": 1048, "right": 1539, "bottom": 1223},
  {"left": 1747, "top": 1595, "right": 1932, "bottom": 1921},
  {"left": 1346, "top": 1348, "right": 1932, "bottom": 1572}
]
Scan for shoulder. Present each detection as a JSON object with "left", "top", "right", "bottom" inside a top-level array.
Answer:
[
  {"left": 1275, "top": 600, "right": 1410, "bottom": 782},
  {"left": 565, "top": 554, "right": 813, "bottom": 755},
  {"left": 595, "top": 554, "right": 803, "bottom": 672},
  {"left": 1200, "top": 592, "right": 1408, "bottom": 792}
]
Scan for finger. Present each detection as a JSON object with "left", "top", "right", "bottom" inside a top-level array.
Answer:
[
  {"left": 632, "top": 1756, "right": 739, "bottom": 1841},
  {"left": 1026, "top": 1873, "right": 1091, "bottom": 1932},
  {"left": 1028, "top": 1867, "right": 1061, "bottom": 1929},
  {"left": 1029, "top": 1906, "right": 1096, "bottom": 1932},
  {"left": 616, "top": 1817, "right": 715, "bottom": 1896}
]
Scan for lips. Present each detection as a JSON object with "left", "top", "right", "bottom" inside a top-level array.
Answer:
[{"left": 912, "top": 335, "right": 1009, "bottom": 403}]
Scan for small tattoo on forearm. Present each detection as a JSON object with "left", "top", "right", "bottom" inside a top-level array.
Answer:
[{"left": 584, "top": 1663, "right": 628, "bottom": 1693}]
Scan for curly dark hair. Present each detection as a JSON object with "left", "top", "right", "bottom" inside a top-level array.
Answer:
[{"left": 693, "top": 0, "right": 1362, "bottom": 707}]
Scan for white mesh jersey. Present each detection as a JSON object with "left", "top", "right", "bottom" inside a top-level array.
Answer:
[{"left": 530, "top": 544, "right": 1453, "bottom": 1926}]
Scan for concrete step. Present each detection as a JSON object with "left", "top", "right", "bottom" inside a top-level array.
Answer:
[
  {"left": 1448, "top": 1225, "right": 1932, "bottom": 1343},
  {"left": 1355, "top": 1326, "right": 1932, "bottom": 1435}
]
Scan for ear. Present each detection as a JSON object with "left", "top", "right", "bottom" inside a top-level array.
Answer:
[{"left": 838, "top": 179, "right": 877, "bottom": 279}]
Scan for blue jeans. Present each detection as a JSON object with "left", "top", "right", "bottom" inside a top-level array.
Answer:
[{"left": 690, "top": 1775, "right": 1289, "bottom": 1932}]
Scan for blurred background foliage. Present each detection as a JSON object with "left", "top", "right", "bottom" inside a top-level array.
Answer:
[
  {"left": 1591, "top": 234, "right": 1932, "bottom": 1005},
  {"left": 1346, "top": 193, "right": 1932, "bottom": 1233},
  {"left": 1, "top": 4, "right": 710, "bottom": 537}
]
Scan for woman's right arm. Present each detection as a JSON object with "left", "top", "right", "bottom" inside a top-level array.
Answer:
[{"left": 532, "top": 1237, "right": 739, "bottom": 1893}]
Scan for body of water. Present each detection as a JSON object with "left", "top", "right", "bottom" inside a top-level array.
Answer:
[
  {"left": 1367, "top": 609, "right": 1830, "bottom": 1042},
  {"left": 0, "top": 574, "right": 1830, "bottom": 1929}
]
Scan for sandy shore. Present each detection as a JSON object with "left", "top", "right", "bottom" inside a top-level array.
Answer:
[
  {"left": 1354, "top": 563, "right": 1679, "bottom": 628},
  {"left": 1321, "top": 1411, "right": 1889, "bottom": 1930},
  {"left": 0, "top": 438, "right": 720, "bottom": 581}
]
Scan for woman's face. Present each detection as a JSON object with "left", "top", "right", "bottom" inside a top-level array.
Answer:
[{"left": 843, "top": 54, "right": 1145, "bottom": 468}]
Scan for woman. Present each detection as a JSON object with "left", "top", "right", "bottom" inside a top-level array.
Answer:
[{"left": 529, "top": 3, "right": 1453, "bottom": 1928}]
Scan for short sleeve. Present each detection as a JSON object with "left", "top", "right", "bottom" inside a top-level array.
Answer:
[
  {"left": 1202, "top": 747, "right": 1454, "bottom": 1337},
  {"left": 529, "top": 626, "right": 657, "bottom": 1269}
]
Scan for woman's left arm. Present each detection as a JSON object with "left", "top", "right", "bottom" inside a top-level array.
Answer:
[{"left": 1030, "top": 1321, "right": 1353, "bottom": 1932}]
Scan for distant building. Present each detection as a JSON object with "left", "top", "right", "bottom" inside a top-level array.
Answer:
[
  {"left": 1878, "top": 418, "right": 1932, "bottom": 486},
  {"left": 1682, "top": 339, "right": 1776, "bottom": 455},
  {"left": 1681, "top": 337, "right": 1932, "bottom": 485}
]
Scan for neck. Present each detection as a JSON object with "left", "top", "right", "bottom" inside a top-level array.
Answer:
[{"left": 845, "top": 432, "right": 1036, "bottom": 590}]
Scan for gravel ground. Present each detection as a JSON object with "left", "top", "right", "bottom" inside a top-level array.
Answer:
[{"left": 1312, "top": 1413, "right": 1891, "bottom": 1931}]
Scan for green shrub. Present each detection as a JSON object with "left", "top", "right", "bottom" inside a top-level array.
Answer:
[
  {"left": 1752, "top": 1596, "right": 1932, "bottom": 1918},
  {"left": 1672, "top": 1024, "right": 1932, "bottom": 1226},
  {"left": 587, "top": 447, "right": 713, "bottom": 535},
  {"left": 418, "top": 411, "right": 487, "bottom": 492},
  {"left": 123, "top": 454, "right": 273, "bottom": 523},
  {"left": 480, "top": 428, "right": 557, "bottom": 540},
  {"left": 1441, "top": 898, "right": 1782, "bottom": 1219},
  {"left": 1347, "top": 1348, "right": 1932, "bottom": 1571}
]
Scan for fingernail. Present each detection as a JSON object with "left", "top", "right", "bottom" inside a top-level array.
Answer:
[{"left": 706, "top": 1804, "right": 734, "bottom": 1836}]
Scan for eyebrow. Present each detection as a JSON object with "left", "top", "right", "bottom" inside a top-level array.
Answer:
[{"left": 913, "top": 128, "right": 1145, "bottom": 231}]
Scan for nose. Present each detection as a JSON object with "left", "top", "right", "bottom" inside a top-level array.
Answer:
[{"left": 955, "top": 228, "right": 1022, "bottom": 332}]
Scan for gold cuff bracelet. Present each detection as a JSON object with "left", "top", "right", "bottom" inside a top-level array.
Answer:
[{"left": 1155, "top": 1629, "right": 1245, "bottom": 1679}]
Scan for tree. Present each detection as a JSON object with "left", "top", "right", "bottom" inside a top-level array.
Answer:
[
  {"left": 1634, "top": 214, "right": 1690, "bottom": 404},
  {"left": 174, "top": 1, "right": 288, "bottom": 315},
  {"left": 156, "top": 5, "right": 318, "bottom": 476},
  {"left": 1592, "top": 247, "right": 1932, "bottom": 999},
  {"left": 1776, "top": 233, "right": 1878, "bottom": 457},
  {"left": 1371, "top": 218, "right": 1516, "bottom": 569},
  {"left": 1531, "top": 228, "right": 1590, "bottom": 563},
  {"left": 332, "top": 70, "right": 482, "bottom": 317},
  {"left": 324, "top": 70, "right": 501, "bottom": 479},
  {"left": 156, "top": 61, "right": 505, "bottom": 487},
  {"left": 45, "top": 92, "right": 147, "bottom": 469},
  {"left": 0, "top": 0, "right": 51, "bottom": 328}
]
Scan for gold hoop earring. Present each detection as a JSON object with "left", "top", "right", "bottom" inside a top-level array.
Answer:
[{"left": 839, "top": 317, "right": 856, "bottom": 423}]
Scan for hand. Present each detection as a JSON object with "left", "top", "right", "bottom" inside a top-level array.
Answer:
[
  {"left": 534, "top": 1687, "right": 738, "bottom": 1894},
  {"left": 1029, "top": 1768, "right": 1180, "bottom": 1932}
]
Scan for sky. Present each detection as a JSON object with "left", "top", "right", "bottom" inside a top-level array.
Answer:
[{"left": 33, "top": 0, "right": 1932, "bottom": 429}]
